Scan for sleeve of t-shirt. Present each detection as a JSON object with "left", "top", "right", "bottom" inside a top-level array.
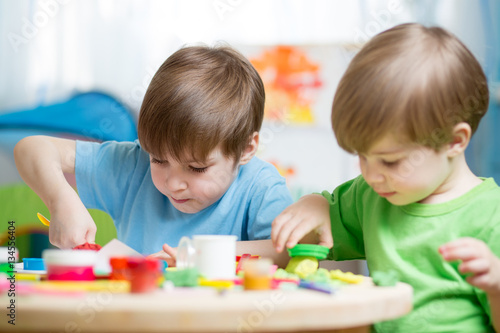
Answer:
[
  {"left": 322, "top": 175, "right": 366, "bottom": 261},
  {"left": 473, "top": 202, "right": 500, "bottom": 326},
  {"left": 246, "top": 172, "right": 294, "bottom": 241},
  {"left": 75, "top": 140, "right": 146, "bottom": 222}
]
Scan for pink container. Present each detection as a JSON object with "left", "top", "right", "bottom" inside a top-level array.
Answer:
[{"left": 42, "top": 249, "right": 97, "bottom": 281}]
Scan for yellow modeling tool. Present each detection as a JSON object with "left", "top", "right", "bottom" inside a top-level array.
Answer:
[
  {"left": 17, "top": 273, "right": 42, "bottom": 281},
  {"left": 37, "top": 212, "right": 50, "bottom": 226},
  {"left": 36, "top": 280, "right": 130, "bottom": 293}
]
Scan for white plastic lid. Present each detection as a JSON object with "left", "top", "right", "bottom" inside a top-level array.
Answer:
[
  {"left": 42, "top": 249, "right": 97, "bottom": 266},
  {"left": 0, "top": 247, "right": 18, "bottom": 263}
]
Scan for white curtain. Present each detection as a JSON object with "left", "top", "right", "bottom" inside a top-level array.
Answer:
[
  {"left": 1, "top": 0, "right": 485, "bottom": 113},
  {"left": 0, "top": 0, "right": 430, "bottom": 114}
]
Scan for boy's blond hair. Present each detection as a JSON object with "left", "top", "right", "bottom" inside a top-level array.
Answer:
[
  {"left": 138, "top": 45, "right": 265, "bottom": 163},
  {"left": 332, "top": 23, "right": 489, "bottom": 154}
]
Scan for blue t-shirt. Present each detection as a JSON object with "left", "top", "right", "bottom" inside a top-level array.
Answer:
[{"left": 75, "top": 140, "right": 293, "bottom": 254}]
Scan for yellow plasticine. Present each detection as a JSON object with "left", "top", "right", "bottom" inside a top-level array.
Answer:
[
  {"left": 285, "top": 256, "right": 318, "bottom": 279},
  {"left": 329, "top": 269, "right": 364, "bottom": 284},
  {"left": 198, "top": 277, "right": 234, "bottom": 289}
]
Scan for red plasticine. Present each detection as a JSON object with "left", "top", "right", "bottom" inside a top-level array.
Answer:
[{"left": 73, "top": 243, "right": 102, "bottom": 251}]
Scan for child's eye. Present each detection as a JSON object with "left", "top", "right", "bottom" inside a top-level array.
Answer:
[
  {"left": 189, "top": 166, "right": 208, "bottom": 173},
  {"left": 151, "top": 158, "right": 167, "bottom": 165},
  {"left": 382, "top": 159, "right": 400, "bottom": 167}
]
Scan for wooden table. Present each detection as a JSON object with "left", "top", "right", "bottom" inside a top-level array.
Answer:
[{"left": 1, "top": 279, "right": 412, "bottom": 333}]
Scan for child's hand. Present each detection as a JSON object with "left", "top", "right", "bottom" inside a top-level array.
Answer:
[
  {"left": 439, "top": 237, "right": 500, "bottom": 296},
  {"left": 272, "top": 194, "right": 332, "bottom": 253},
  {"left": 148, "top": 243, "right": 177, "bottom": 268},
  {"left": 49, "top": 193, "right": 97, "bottom": 249}
]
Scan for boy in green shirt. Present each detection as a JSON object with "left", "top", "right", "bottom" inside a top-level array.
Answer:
[{"left": 272, "top": 23, "right": 500, "bottom": 332}]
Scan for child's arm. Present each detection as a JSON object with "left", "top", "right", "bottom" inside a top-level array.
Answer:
[
  {"left": 14, "top": 136, "right": 96, "bottom": 249},
  {"left": 237, "top": 239, "right": 290, "bottom": 269},
  {"left": 271, "top": 194, "right": 333, "bottom": 253},
  {"left": 439, "top": 238, "right": 500, "bottom": 331}
]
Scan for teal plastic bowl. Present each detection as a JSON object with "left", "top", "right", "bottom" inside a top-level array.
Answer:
[{"left": 287, "top": 244, "right": 330, "bottom": 260}]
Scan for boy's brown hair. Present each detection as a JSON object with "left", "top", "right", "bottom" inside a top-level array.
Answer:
[
  {"left": 138, "top": 45, "right": 265, "bottom": 163},
  {"left": 332, "top": 23, "right": 489, "bottom": 154}
]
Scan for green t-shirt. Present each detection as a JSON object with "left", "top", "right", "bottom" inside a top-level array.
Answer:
[{"left": 322, "top": 176, "right": 500, "bottom": 333}]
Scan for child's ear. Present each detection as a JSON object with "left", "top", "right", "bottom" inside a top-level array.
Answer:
[
  {"left": 446, "top": 122, "right": 471, "bottom": 158},
  {"left": 239, "top": 132, "right": 259, "bottom": 165}
]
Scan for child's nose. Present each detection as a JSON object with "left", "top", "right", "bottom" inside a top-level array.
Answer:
[
  {"left": 363, "top": 163, "right": 385, "bottom": 184},
  {"left": 165, "top": 173, "right": 188, "bottom": 191}
]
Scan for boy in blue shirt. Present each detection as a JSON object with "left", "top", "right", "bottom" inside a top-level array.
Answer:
[
  {"left": 15, "top": 45, "right": 293, "bottom": 259},
  {"left": 272, "top": 24, "right": 500, "bottom": 332}
]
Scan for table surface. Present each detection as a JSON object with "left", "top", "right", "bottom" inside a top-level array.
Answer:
[{"left": 1, "top": 279, "right": 413, "bottom": 333}]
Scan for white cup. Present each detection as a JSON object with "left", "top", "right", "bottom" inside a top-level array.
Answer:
[{"left": 177, "top": 235, "right": 237, "bottom": 280}]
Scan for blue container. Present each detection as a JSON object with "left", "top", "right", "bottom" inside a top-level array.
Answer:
[{"left": 23, "top": 258, "right": 46, "bottom": 271}]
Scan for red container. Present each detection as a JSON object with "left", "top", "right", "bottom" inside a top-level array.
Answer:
[
  {"left": 109, "top": 257, "right": 129, "bottom": 281},
  {"left": 126, "top": 257, "right": 162, "bottom": 293}
]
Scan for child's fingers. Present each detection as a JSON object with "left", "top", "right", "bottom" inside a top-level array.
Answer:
[
  {"left": 162, "top": 243, "right": 177, "bottom": 259},
  {"left": 440, "top": 237, "right": 476, "bottom": 251},
  {"left": 467, "top": 262, "right": 500, "bottom": 295},
  {"left": 466, "top": 273, "right": 491, "bottom": 290},
  {"left": 271, "top": 211, "right": 293, "bottom": 249},
  {"left": 459, "top": 258, "right": 490, "bottom": 275},
  {"left": 316, "top": 223, "right": 334, "bottom": 249},
  {"left": 440, "top": 247, "right": 480, "bottom": 262},
  {"left": 275, "top": 214, "right": 311, "bottom": 253},
  {"left": 441, "top": 238, "right": 500, "bottom": 294},
  {"left": 272, "top": 211, "right": 300, "bottom": 253},
  {"left": 274, "top": 216, "right": 302, "bottom": 253},
  {"left": 284, "top": 220, "right": 317, "bottom": 249},
  {"left": 85, "top": 225, "right": 97, "bottom": 245},
  {"left": 165, "top": 257, "right": 176, "bottom": 268},
  {"left": 51, "top": 229, "right": 86, "bottom": 249},
  {"left": 147, "top": 251, "right": 170, "bottom": 261},
  {"left": 439, "top": 237, "right": 487, "bottom": 261}
]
